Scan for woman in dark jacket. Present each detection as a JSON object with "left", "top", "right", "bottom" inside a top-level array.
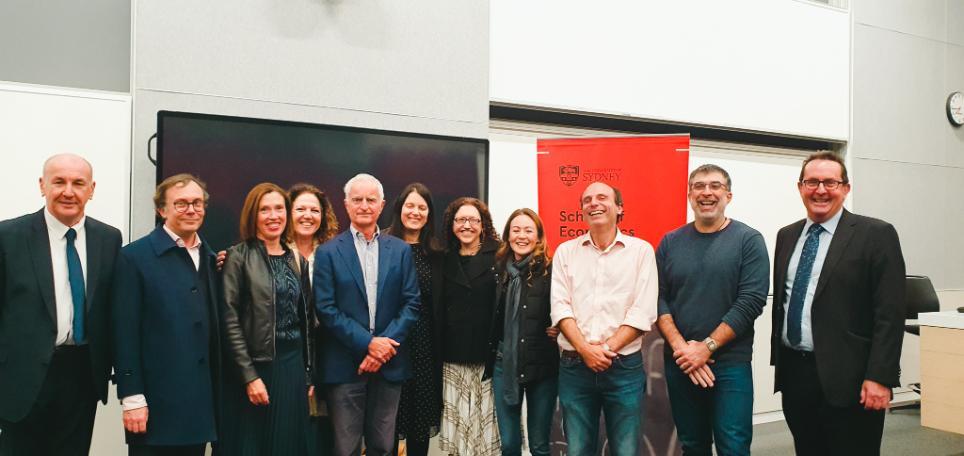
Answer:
[
  {"left": 220, "top": 182, "right": 315, "bottom": 456},
  {"left": 386, "top": 183, "right": 443, "bottom": 456},
  {"left": 487, "top": 208, "right": 559, "bottom": 456},
  {"left": 436, "top": 197, "right": 501, "bottom": 456}
]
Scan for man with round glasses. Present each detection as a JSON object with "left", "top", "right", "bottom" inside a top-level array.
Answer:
[
  {"left": 111, "top": 173, "right": 222, "bottom": 455},
  {"left": 771, "top": 152, "right": 905, "bottom": 455}
]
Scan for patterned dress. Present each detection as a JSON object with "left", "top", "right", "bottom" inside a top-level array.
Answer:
[{"left": 396, "top": 244, "right": 442, "bottom": 442}]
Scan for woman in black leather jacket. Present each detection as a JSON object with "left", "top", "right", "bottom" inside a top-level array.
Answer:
[{"left": 220, "top": 182, "right": 315, "bottom": 456}]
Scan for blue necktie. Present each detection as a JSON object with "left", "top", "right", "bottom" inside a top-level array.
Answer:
[
  {"left": 65, "top": 228, "right": 86, "bottom": 344},
  {"left": 787, "top": 223, "right": 824, "bottom": 347}
]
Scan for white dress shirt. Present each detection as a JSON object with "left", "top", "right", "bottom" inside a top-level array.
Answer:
[
  {"left": 550, "top": 229, "right": 659, "bottom": 355},
  {"left": 44, "top": 209, "right": 87, "bottom": 346},
  {"left": 782, "top": 208, "right": 843, "bottom": 351}
]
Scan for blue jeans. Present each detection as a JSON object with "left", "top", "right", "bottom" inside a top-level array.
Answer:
[
  {"left": 492, "top": 351, "right": 559, "bottom": 456},
  {"left": 558, "top": 351, "right": 645, "bottom": 456},
  {"left": 664, "top": 358, "right": 753, "bottom": 456}
]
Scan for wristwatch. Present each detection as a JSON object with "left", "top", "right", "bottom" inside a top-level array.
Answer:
[
  {"left": 602, "top": 343, "right": 612, "bottom": 353},
  {"left": 702, "top": 337, "right": 718, "bottom": 353}
]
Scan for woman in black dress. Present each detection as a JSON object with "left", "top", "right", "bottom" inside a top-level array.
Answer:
[
  {"left": 220, "top": 183, "right": 315, "bottom": 456},
  {"left": 385, "top": 182, "right": 443, "bottom": 456}
]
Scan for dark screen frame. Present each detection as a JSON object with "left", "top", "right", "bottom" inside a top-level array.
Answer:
[{"left": 155, "top": 110, "right": 489, "bottom": 250}]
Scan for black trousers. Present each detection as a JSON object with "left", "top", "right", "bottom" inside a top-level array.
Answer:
[
  {"left": 779, "top": 347, "right": 885, "bottom": 456},
  {"left": 0, "top": 345, "right": 97, "bottom": 456},
  {"left": 128, "top": 444, "right": 206, "bottom": 456}
]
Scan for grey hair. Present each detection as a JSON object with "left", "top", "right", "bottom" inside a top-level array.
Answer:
[
  {"left": 343, "top": 173, "right": 384, "bottom": 201},
  {"left": 688, "top": 164, "right": 732, "bottom": 190}
]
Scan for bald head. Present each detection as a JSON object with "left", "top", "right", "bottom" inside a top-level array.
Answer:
[
  {"left": 42, "top": 154, "right": 93, "bottom": 180},
  {"left": 39, "top": 154, "right": 96, "bottom": 227}
]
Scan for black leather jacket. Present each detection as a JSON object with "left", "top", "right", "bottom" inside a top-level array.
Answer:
[{"left": 221, "top": 240, "right": 314, "bottom": 384}]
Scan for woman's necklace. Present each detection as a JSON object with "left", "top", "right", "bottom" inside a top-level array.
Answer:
[{"left": 460, "top": 242, "right": 482, "bottom": 256}]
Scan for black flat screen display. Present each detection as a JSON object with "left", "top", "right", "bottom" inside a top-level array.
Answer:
[{"left": 157, "top": 111, "right": 488, "bottom": 251}]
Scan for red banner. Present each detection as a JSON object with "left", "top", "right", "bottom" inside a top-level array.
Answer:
[{"left": 537, "top": 136, "right": 690, "bottom": 254}]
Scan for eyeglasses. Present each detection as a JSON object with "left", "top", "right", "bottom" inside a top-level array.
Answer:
[
  {"left": 690, "top": 181, "right": 727, "bottom": 191},
  {"left": 454, "top": 217, "right": 482, "bottom": 227},
  {"left": 799, "top": 179, "right": 847, "bottom": 190},
  {"left": 172, "top": 199, "right": 206, "bottom": 213}
]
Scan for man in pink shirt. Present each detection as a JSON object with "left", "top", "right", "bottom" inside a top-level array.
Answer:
[{"left": 550, "top": 181, "right": 659, "bottom": 456}]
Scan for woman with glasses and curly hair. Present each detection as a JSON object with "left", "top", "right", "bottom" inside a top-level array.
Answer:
[{"left": 435, "top": 197, "right": 501, "bottom": 456}]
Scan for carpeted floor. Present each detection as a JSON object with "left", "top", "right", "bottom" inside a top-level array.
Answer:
[{"left": 752, "top": 408, "right": 964, "bottom": 456}]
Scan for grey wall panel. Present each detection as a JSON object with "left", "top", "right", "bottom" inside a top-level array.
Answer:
[
  {"left": 946, "top": 43, "right": 964, "bottom": 167},
  {"left": 853, "top": 0, "right": 947, "bottom": 42},
  {"left": 134, "top": 0, "right": 487, "bottom": 126},
  {"left": 0, "top": 0, "right": 130, "bottom": 92},
  {"left": 131, "top": 0, "right": 490, "bottom": 235},
  {"left": 853, "top": 24, "right": 946, "bottom": 165},
  {"left": 949, "top": 0, "right": 964, "bottom": 46},
  {"left": 851, "top": 158, "right": 961, "bottom": 289}
]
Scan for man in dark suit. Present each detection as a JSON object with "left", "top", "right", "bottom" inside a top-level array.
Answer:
[
  {"left": 314, "top": 173, "right": 420, "bottom": 456},
  {"left": 0, "top": 153, "right": 122, "bottom": 455},
  {"left": 771, "top": 152, "right": 906, "bottom": 455},
  {"left": 111, "top": 174, "right": 221, "bottom": 456}
]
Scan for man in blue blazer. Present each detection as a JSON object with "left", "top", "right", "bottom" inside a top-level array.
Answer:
[
  {"left": 111, "top": 174, "right": 221, "bottom": 456},
  {"left": 314, "top": 173, "right": 420, "bottom": 456}
]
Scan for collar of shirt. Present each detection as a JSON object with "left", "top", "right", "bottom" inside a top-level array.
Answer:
[
  {"left": 350, "top": 224, "right": 380, "bottom": 244},
  {"left": 578, "top": 227, "right": 627, "bottom": 254},
  {"left": 162, "top": 224, "right": 202, "bottom": 249},
  {"left": 803, "top": 207, "right": 843, "bottom": 236},
  {"left": 44, "top": 207, "right": 86, "bottom": 239}
]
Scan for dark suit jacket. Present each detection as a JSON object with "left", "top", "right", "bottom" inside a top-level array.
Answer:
[
  {"left": 770, "top": 209, "right": 906, "bottom": 407},
  {"left": 313, "top": 230, "right": 420, "bottom": 384},
  {"left": 111, "top": 226, "right": 221, "bottom": 445},
  {"left": 0, "top": 209, "right": 121, "bottom": 423}
]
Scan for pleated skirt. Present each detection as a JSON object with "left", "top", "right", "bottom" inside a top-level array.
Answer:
[
  {"left": 439, "top": 363, "right": 500, "bottom": 456},
  {"left": 219, "top": 338, "right": 314, "bottom": 456}
]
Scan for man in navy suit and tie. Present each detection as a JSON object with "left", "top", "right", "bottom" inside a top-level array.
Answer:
[
  {"left": 0, "top": 154, "right": 122, "bottom": 455},
  {"left": 111, "top": 174, "right": 221, "bottom": 456},
  {"left": 771, "top": 152, "right": 906, "bottom": 455},
  {"left": 314, "top": 173, "right": 420, "bottom": 456}
]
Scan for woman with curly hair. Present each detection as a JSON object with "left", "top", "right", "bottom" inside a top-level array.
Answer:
[
  {"left": 435, "top": 197, "right": 502, "bottom": 456},
  {"left": 286, "top": 183, "right": 338, "bottom": 282}
]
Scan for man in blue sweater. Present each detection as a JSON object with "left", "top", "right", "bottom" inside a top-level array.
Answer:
[{"left": 655, "top": 164, "right": 770, "bottom": 456}]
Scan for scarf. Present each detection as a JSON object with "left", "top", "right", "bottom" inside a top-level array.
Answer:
[{"left": 502, "top": 254, "right": 532, "bottom": 406}]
